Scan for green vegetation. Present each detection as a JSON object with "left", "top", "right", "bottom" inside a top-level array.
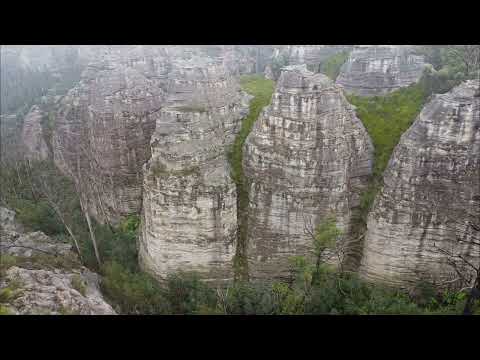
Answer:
[
  {"left": 149, "top": 161, "right": 200, "bottom": 179},
  {"left": 229, "top": 75, "right": 275, "bottom": 184},
  {"left": 319, "top": 51, "right": 350, "bottom": 80},
  {"left": 0, "top": 305, "right": 13, "bottom": 315},
  {"left": 174, "top": 105, "right": 207, "bottom": 113},
  {"left": 227, "top": 75, "right": 275, "bottom": 280},
  {"left": 347, "top": 82, "right": 428, "bottom": 179},
  {"left": 1, "top": 158, "right": 476, "bottom": 315},
  {"left": 345, "top": 82, "right": 430, "bottom": 248},
  {"left": 71, "top": 274, "right": 87, "bottom": 296},
  {"left": 346, "top": 65, "right": 466, "bottom": 229}
]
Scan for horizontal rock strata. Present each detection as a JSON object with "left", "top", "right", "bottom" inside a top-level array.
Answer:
[
  {"left": 336, "top": 45, "right": 427, "bottom": 96},
  {"left": 359, "top": 80, "right": 480, "bottom": 287},
  {"left": 139, "top": 57, "right": 251, "bottom": 282},
  {"left": 243, "top": 65, "right": 374, "bottom": 280}
]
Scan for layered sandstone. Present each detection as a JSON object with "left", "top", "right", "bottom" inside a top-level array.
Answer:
[
  {"left": 53, "top": 46, "right": 168, "bottom": 225},
  {"left": 138, "top": 56, "right": 251, "bottom": 282},
  {"left": 280, "top": 46, "right": 352, "bottom": 69},
  {"left": 336, "top": 45, "right": 427, "bottom": 96},
  {"left": 359, "top": 80, "right": 480, "bottom": 287},
  {"left": 243, "top": 65, "right": 374, "bottom": 280}
]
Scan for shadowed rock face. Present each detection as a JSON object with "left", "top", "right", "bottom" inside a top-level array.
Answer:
[
  {"left": 139, "top": 57, "right": 251, "bottom": 282},
  {"left": 244, "top": 65, "right": 374, "bottom": 280},
  {"left": 359, "top": 80, "right": 480, "bottom": 288},
  {"left": 53, "top": 46, "right": 168, "bottom": 225},
  {"left": 21, "top": 105, "right": 50, "bottom": 161},
  {"left": 336, "top": 45, "right": 427, "bottom": 96}
]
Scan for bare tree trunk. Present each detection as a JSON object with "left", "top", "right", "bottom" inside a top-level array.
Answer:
[
  {"left": 80, "top": 197, "right": 101, "bottom": 268},
  {"left": 37, "top": 177, "right": 83, "bottom": 261},
  {"left": 75, "top": 155, "right": 101, "bottom": 267},
  {"left": 463, "top": 272, "right": 480, "bottom": 315}
]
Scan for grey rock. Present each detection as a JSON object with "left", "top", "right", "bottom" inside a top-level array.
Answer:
[
  {"left": 53, "top": 46, "right": 168, "bottom": 225},
  {"left": 2, "top": 266, "right": 116, "bottom": 315},
  {"left": 244, "top": 65, "right": 374, "bottom": 280},
  {"left": 1, "top": 230, "right": 72, "bottom": 258},
  {"left": 0, "top": 207, "right": 115, "bottom": 315},
  {"left": 139, "top": 57, "right": 251, "bottom": 282},
  {"left": 336, "top": 45, "right": 427, "bottom": 96},
  {"left": 279, "top": 45, "right": 352, "bottom": 69},
  {"left": 359, "top": 80, "right": 480, "bottom": 288},
  {"left": 0, "top": 206, "right": 22, "bottom": 232},
  {"left": 21, "top": 105, "right": 50, "bottom": 161}
]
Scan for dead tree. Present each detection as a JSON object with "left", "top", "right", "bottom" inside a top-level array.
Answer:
[
  {"left": 432, "top": 208, "right": 480, "bottom": 315},
  {"left": 75, "top": 155, "right": 102, "bottom": 268}
]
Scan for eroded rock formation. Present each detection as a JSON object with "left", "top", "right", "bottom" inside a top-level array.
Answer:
[
  {"left": 53, "top": 46, "right": 168, "bottom": 225},
  {"left": 359, "top": 80, "right": 480, "bottom": 287},
  {"left": 138, "top": 56, "right": 251, "bottom": 282},
  {"left": 336, "top": 45, "right": 427, "bottom": 96},
  {"left": 243, "top": 65, "right": 374, "bottom": 280},
  {"left": 280, "top": 46, "right": 352, "bottom": 69}
]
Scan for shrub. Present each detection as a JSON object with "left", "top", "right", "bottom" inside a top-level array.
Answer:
[
  {"left": 15, "top": 199, "right": 64, "bottom": 235},
  {"left": 101, "top": 261, "right": 169, "bottom": 315},
  {"left": 71, "top": 274, "right": 87, "bottom": 296},
  {"left": 0, "top": 305, "right": 13, "bottom": 315},
  {"left": 165, "top": 272, "right": 217, "bottom": 314}
]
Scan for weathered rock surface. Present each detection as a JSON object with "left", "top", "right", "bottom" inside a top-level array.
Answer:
[
  {"left": 53, "top": 46, "right": 168, "bottom": 225},
  {"left": 0, "top": 207, "right": 115, "bottom": 315},
  {"left": 139, "top": 57, "right": 251, "bottom": 282},
  {"left": 1, "top": 266, "right": 116, "bottom": 315},
  {"left": 280, "top": 46, "right": 352, "bottom": 69},
  {"left": 336, "top": 45, "right": 427, "bottom": 96},
  {"left": 243, "top": 65, "right": 374, "bottom": 280},
  {"left": 359, "top": 80, "right": 480, "bottom": 287},
  {"left": 1, "top": 230, "right": 72, "bottom": 258},
  {"left": 21, "top": 105, "right": 50, "bottom": 161},
  {"left": 0, "top": 207, "right": 23, "bottom": 233}
]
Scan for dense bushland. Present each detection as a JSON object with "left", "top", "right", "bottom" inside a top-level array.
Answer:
[{"left": 1, "top": 160, "right": 475, "bottom": 315}]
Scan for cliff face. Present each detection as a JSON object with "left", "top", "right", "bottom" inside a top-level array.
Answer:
[
  {"left": 53, "top": 46, "right": 168, "bottom": 225},
  {"left": 21, "top": 105, "right": 50, "bottom": 161},
  {"left": 138, "top": 57, "right": 251, "bottom": 282},
  {"left": 359, "top": 80, "right": 480, "bottom": 287},
  {"left": 243, "top": 65, "right": 374, "bottom": 280},
  {"left": 336, "top": 45, "right": 427, "bottom": 96},
  {"left": 280, "top": 46, "right": 352, "bottom": 69}
]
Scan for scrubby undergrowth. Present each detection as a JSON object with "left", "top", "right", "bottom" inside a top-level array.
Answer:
[{"left": 227, "top": 75, "right": 275, "bottom": 281}]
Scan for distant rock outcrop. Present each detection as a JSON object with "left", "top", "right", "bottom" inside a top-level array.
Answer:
[
  {"left": 280, "top": 46, "right": 352, "bottom": 70},
  {"left": 359, "top": 80, "right": 480, "bottom": 287},
  {"left": 243, "top": 65, "right": 374, "bottom": 280},
  {"left": 336, "top": 45, "right": 427, "bottom": 96}
]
